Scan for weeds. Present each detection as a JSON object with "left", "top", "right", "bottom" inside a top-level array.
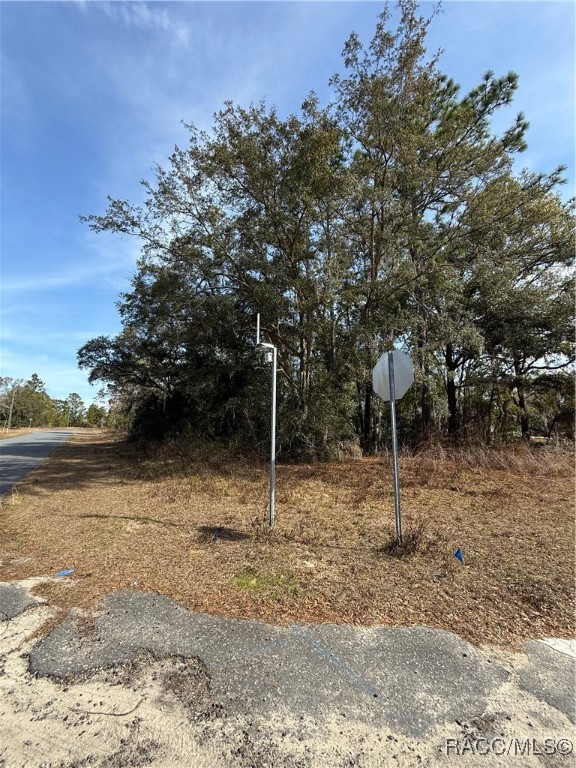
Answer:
[
  {"left": 379, "top": 520, "right": 429, "bottom": 558},
  {"left": 409, "top": 441, "right": 572, "bottom": 478}
]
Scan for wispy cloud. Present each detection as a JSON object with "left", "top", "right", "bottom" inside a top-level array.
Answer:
[
  {"left": 2, "top": 267, "right": 124, "bottom": 294},
  {"left": 1, "top": 328, "right": 105, "bottom": 344},
  {"left": 1, "top": 231, "right": 138, "bottom": 294},
  {"left": 0, "top": 346, "right": 98, "bottom": 402},
  {"left": 99, "top": 2, "right": 190, "bottom": 47}
]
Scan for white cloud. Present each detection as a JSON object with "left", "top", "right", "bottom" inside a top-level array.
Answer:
[
  {"left": 99, "top": 1, "right": 190, "bottom": 47},
  {"left": 1, "top": 328, "right": 105, "bottom": 344}
]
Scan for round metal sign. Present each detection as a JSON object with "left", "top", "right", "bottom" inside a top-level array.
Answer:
[{"left": 372, "top": 350, "right": 414, "bottom": 402}]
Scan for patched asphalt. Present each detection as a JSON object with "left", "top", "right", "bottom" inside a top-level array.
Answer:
[
  {"left": 1, "top": 580, "right": 573, "bottom": 741},
  {"left": 518, "top": 640, "right": 576, "bottom": 723},
  {"left": 27, "top": 589, "right": 510, "bottom": 739},
  {"left": 0, "top": 583, "right": 40, "bottom": 620},
  {"left": 0, "top": 583, "right": 572, "bottom": 763}
]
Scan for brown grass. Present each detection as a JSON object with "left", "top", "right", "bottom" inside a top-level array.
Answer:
[
  {"left": 0, "top": 428, "right": 35, "bottom": 440},
  {"left": 0, "top": 427, "right": 87, "bottom": 441},
  {"left": 0, "top": 432, "right": 573, "bottom": 649}
]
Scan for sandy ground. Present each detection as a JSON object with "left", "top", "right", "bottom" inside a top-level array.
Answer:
[{"left": 1, "top": 579, "right": 574, "bottom": 768}]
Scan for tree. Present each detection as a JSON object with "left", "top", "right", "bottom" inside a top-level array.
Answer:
[
  {"left": 445, "top": 174, "right": 575, "bottom": 440},
  {"left": 77, "top": 0, "right": 575, "bottom": 454},
  {"left": 8, "top": 378, "right": 54, "bottom": 427},
  {"left": 65, "top": 393, "right": 86, "bottom": 426},
  {"left": 86, "top": 403, "right": 107, "bottom": 427},
  {"left": 26, "top": 373, "right": 46, "bottom": 393},
  {"left": 0, "top": 377, "right": 24, "bottom": 429},
  {"left": 330, "top": 0, "right": 538, "bottom": 444}
]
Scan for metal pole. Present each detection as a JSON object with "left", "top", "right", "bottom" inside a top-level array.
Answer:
[
  {"left": 256, "top": 314, "right": 277, "bottom": 528},
  {"left": 388, "top": 351, "right": 402, "bottom": 545},
  {"left": 269, "top": 345, "right": 277, "bottom": 528}
]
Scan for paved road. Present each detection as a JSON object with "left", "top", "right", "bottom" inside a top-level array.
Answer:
[
  {"left": 1, "top": 584, "right": 575, "bottom": 767},
  {"left": 28, "top": 590, "right": 574, "bottom": 732},
  {"left": 29, "top": 590, "right": 511, "bottom": 737},
  {"left": 0, "top": 430, "right": 74, "bottom": 496}
]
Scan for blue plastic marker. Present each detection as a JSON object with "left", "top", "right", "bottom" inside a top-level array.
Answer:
[
  {"left": 454, "top": 548, "right": 465, "bottom": 564},
  {"left": 56, "top": 568, "right": 74, "bottom": 577}
]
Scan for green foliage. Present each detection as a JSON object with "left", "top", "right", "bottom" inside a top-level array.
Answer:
[
  {"left": 86, "top": 403, "right": 107, "bottom": 427},
  {"left": 77, "top": 0, "right": 575, "bottom": 455},
  {"left": 0, "top": 375, "right": 56, "bottom": 427},
  {"left": 0, "top": 376, "right": 115, "bottom": 430}
]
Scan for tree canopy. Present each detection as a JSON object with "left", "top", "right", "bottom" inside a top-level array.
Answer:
[
  {"left": 0, "top": 377, "right": 96, "bottom": 428},
  {"left": 78, "top": 0, "right": 575, "bottom": 457}
]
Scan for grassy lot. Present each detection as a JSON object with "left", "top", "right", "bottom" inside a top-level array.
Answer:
[{"left": 0, "top": 431, "right": 573, "bottom": 649}]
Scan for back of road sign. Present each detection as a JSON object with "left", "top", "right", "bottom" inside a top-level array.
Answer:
[{"left": 372, "top": 350, "right": 414, "bottom": 402}]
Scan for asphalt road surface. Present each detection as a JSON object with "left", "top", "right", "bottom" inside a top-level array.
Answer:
[
  {"left": 0, "top": 429, "right": 74, "bottom": 496},
  {"left": 28, "top": 589, "right": 574, "bottom": 732},
  {"left": 0, "top": 574, "right": 576, "bottom": 768},
  {"left": 1, "top": 584, "right": 575, "bottom": 766}
]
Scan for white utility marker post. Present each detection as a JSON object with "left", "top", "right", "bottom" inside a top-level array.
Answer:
[
  {"left": 256, "top": 314, "right": 277, "bottom": 528},
  {"left": 372, "top": 349, "right": 414, "bottom": 545}
]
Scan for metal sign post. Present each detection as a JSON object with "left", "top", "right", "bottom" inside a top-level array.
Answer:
[
  {"left": 372, "top": 349, "right": 414, "bottom": 546},
  {"left": 256, "top": 314, "right": 277, "bottom": 528},
  {"left": 387, "top": 351, "right": 402, "bottom": 545}
]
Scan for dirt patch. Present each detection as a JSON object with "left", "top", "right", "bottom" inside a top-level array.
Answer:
[
  {"left": 0, "top": 432, "right": 573, "bottom": 648},
  {"left": 64, "top": 650, "right": 222, "bottom": 724},
  {"left": 0, "top": 608, "right": 220, "bottom": 768}
]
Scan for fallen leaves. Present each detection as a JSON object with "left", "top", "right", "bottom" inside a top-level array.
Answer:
[{"left": 0, "top": 432, "right": 573, "bottom": 649}]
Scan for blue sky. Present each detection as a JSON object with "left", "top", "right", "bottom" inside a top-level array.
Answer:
[{"left": 1, "top": 1, "right": 574, "bottom": 405}]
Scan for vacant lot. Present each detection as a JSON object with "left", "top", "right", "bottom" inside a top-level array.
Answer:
[{"left": 0, "top": 432, "right": 573, "bottom": 648}]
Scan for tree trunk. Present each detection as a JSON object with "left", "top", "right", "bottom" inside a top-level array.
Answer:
[
  {"left": 445, "top": 344, "right": 460, "bottom": 439},
  {"left": 486, "top": 388, "right": 496, "bottom": 445},
  {"left": 516, "top": 383, "right": 530, "bottom": 439},
  {"left": 513, "top": 360, "right": 530, "bottom": 440},
  {"left": 414, "top": 281, "right": 432, "bottom": 441},
  {"left": 361, "top": 381, "right": 375, "bottom": 454}
]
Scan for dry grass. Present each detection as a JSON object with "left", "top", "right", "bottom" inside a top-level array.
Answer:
[
  {"left": 0, "top": 428, "right": 35, "bottom": 440},
  {"left": 0, "top": 432, "right": 573, "bottom": 649},
  {"left": 0, "top": 427, "right": 88, "bottom": 441}
]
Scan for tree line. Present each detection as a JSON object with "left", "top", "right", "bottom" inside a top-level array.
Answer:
[
  {"left": 78, "top": 1, "right": 575, "bottom": 459},
  {"left": 0, "top": 375, "right": 107, "bottom": 429}
]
